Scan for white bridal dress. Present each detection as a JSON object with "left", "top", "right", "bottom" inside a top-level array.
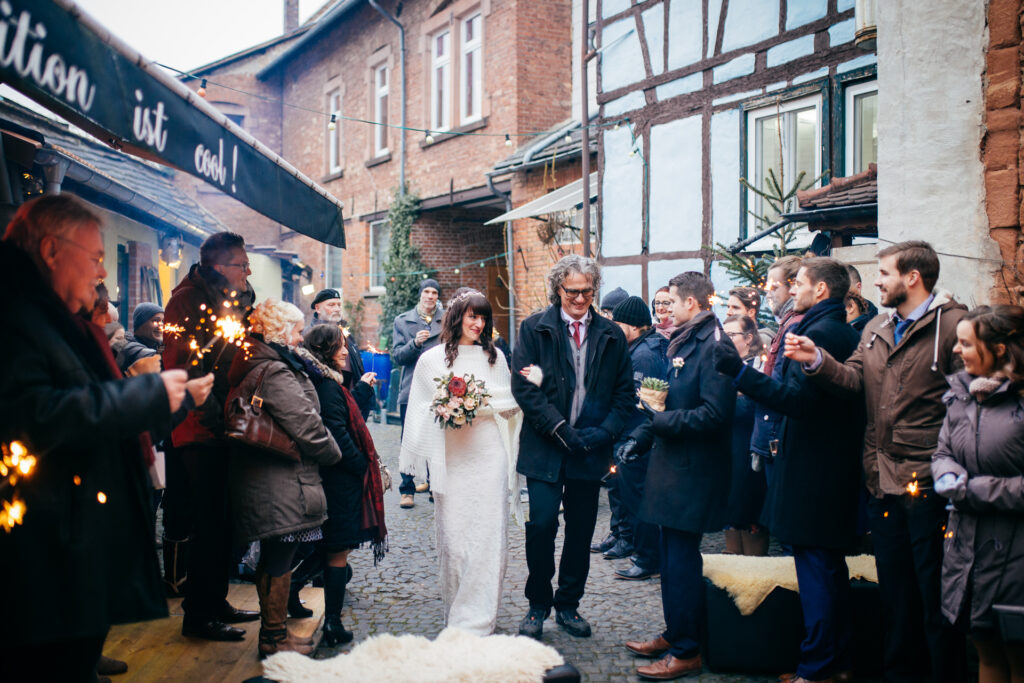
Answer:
[{"left": 399, "top": 344, "right": 522, "bottom": 636}]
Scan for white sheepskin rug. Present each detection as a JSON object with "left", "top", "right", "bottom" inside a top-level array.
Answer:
[
  {"left": 262, "top": 627, "right": 565, "bottom": 683},
  {"left": 702, "top": 553, "right": 879, "bottom": 616}
]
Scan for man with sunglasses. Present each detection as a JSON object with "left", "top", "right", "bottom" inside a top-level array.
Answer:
[
  {"left": 512, "top": 255, "right": 634, "bottom": 641},
  {"left": 163, "top": 232, "right": 260, "bottom": 641}
]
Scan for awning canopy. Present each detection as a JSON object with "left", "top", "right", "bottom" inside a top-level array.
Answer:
[
  {"left": 0, "top": 0, "right": 346, "bottom": 247},
  {"left": 485, "top": 173, "right": 597, "bottom": 225}
]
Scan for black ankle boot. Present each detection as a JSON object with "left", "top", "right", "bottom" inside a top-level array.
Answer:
[
  {"left": 287, "top": 584, "right": 313, "bottom": 619},
  {"left": 320, "top": 566, "right": 353, "bottom": 647}
]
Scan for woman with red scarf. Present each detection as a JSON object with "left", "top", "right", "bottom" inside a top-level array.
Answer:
[{"left": 296, "top": 325, "right": 388, "bottom": 648}]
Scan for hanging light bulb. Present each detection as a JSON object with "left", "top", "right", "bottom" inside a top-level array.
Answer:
[
  {"left": 197, "top": 79, "right": 207, "bottom": 98},
  {"left": 614, "top": 121, "right": 621, "bottom": 130},
  {"left": 564, "top": 132, "right": 573, "bottom": 144},
  {"left": 328, "top": 114, "right": 337, "bottom": 131},
  {"left": 504, "top": 134, "right": 513, "bottom": 147},
  {"left": 453, "top": 268, "right": 461, "bottom": 274},
  {"left": 425, "top": 131, "right": 434, "bottom": 144},
  {"left": 422, "top": 273, "right": 428, "bottom": 279}
]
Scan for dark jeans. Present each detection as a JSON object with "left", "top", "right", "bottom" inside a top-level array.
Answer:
[
  {"left": 617, "top": 449, "right": 659, "bottom": 570},
  {"left": 524, "top": 475, "right": 601, "bottom": 612},
  {"left": 2, "top": 630, "right": 106, "bottom": 682},
  {"left": 399, "top": 403, "right": 427, "bottom": 495},
  {"left": 791, "top": 545, "right": 853, "bottom": 680},
  {"left": 161, "top": 445, "right": 193, "bottom": 541},
  {"left": 659, "top": 526, "right": 703, "bottom": 659},
  {"left": 868, "top": 493, "right": 967, "bottom": 683},
  {"left": 180, "top": 442, "right": 233, "bottom": 624}
]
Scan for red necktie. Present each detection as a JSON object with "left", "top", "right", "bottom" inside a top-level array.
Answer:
[{"left": 571, "top": 321, "right": 582, "bottom": 348}]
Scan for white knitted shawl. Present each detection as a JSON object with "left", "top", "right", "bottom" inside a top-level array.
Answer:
[{"left": 399, "top": 344, "right": 522, "bottom": 519}]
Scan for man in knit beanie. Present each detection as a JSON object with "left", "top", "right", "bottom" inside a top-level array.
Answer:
[
  {"left": 132, "top": 302, "right": 164, "bottom": 351},
  {"left": 599, "top": 287, "right": 629, "bottom": 319}
]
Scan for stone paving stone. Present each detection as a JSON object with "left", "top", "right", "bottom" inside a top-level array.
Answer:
[{"left": 318, "top": 422, "right": 810, "bottom": 682}]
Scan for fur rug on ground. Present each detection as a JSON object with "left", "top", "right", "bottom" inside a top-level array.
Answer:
[
  {"left": 702, "top": 553, "right": 879, "bottom": 616},
  {"left": 262, "top": 627, "right": 565, "bottom": 683}
]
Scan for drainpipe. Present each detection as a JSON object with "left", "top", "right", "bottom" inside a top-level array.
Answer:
[
  {"left": 487, "top": 173, "right": 516, "bottom": 347},
  {"left": 368, "top": 0, "right": 406, "bottom": 195},
  {"left": 579, "top": 0, "right": 590, "bottom": 257}
]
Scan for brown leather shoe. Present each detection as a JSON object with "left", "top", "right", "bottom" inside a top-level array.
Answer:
[
  {"left": 626, "top": 635, "right": 671, "bottom": 657},
  {"left": 637, "top": 654, "right": 702, "bottom": 680}
]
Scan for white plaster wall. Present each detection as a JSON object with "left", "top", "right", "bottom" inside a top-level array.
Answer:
[
  {"left": 600, "top": 264, "right": 643, "bottom": 300},
  {"left": 648, "top": 258, "right": 703, "bottom": 296},
  {"left": 668, "top": 0, "right": 702, "bottom": 70},
  {"left": 601, "top": 126, "right": 645, "bottom": 257},
  {"left": 877, "top": 1, "right": 997, "bottom": 307},
  {"left": 601, "top": 18, "right": 646, "bottom": 93},
  {"left": 710, "top": 109, "right": 741, "bottom": 247},
  {"left": 649, "top": 116, "right": 703, "bottom": 253}
]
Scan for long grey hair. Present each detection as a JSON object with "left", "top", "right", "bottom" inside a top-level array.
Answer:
[{"left": 546, "top": 254, "right": 602, "bottom": 305}]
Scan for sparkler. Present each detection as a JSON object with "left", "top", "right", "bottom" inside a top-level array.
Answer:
[
  {"left": 0, "top": 441, "right": 36, "bottom": 532},
  {"left": 159, "top": 322, "right": 186, "bottom": 339},
  {"left": 601, "top": 464, "right": 618, "bottom": 483}
]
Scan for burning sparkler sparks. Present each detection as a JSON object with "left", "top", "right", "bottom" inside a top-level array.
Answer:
[
  {"left": 1, "top": 442, "right": 36, "bottom": 532},
  {"left": 159, "top": 322, "right": 186, "bottom": 339}
]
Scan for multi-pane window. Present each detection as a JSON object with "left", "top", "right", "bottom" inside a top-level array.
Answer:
[
  {"left": 327, "top": 90, "right": 342, "bottom": 174},
  {"left": 746, "top": 95, "right": 822, "bottom": 230},
  {"left": 431, "top": 30, "right": 451, "bottom": 131},
  {"left": 845, "top": 80, "right": 878, "bottom": 175},
  {"left": 460, "top": 14, "right": 482, "bottom": 123},
  {"left": 369, "top": 219, "right": 391, "bottom": 289},
  {"left": 374, "top": 64, "right": 389, "bottom": 156},
  {"left": 325, "top": 245, "right": 343, "bottom": 289}
]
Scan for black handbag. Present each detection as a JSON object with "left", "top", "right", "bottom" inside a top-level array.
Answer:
[{"left": 224, "top": 365, "right": 302, "bottom": 462}]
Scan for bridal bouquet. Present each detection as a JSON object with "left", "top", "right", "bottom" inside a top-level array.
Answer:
[{"left": 432, "top": 372, "right": 491, "bottom": 429}]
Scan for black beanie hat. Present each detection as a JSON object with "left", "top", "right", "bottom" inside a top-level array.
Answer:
[
  {"left": 132, "top": 302, "right": 163, "bottom": 333},
  {"left": 311, "top": 288, "right": 341, "bottom": 310},
  {"left": 613, "top": 296, "right": 653, "bottom": 328},
  {"left": 601, "top": 286, "right": 629, "bottom": 311},
  {"left": 419, "top": 278, "right": 441, "bottom": 295}
]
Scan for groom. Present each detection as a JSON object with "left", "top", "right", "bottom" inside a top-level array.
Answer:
[{"left": 512, "top": 255, "right": 634, "bottom": 639}]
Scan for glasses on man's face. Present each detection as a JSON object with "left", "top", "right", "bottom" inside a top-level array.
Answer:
[
  {"left": 57, "top": 236, "right": 105, "bottom": 270},
  {"left": 725, "top": 331, "right": 747, "bottom": 339},
  {"left": 561, "top": 286, "right": 594, "bottom": 301},
  {"left": 221, "top": 262, "right": 250, "bottom": 270}
]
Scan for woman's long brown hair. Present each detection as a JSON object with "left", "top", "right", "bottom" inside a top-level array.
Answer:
[{"left": 441, "top": 288, "right": 498, "bottom": 368}]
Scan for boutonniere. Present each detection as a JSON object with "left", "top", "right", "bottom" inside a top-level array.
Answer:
[{"left": 672, "top": 357, "right": 685, "bottom": 377}]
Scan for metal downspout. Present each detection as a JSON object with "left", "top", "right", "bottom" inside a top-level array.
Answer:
[
  {"left": 368, "top": 0, "right": 406, "bottom": 194},
  {"left": 487, "top": 173, "right": 516, "bottom": 347}
]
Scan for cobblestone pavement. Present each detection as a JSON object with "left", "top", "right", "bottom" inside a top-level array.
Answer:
[{"left": 322, "top": 421, "right": 781, "bottom": 682}]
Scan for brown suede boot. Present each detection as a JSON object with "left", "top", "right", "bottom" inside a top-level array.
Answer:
[
  {"left": 723, "top": 528, "right": 743, "bottom": 554},
  {"left": 256, "top": 570, "right": 314, "bottom": 659},
  {"left": 741, "top": 527, "right": 769, "bottom": 556}
]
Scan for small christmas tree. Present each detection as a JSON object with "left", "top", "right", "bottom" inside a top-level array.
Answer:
[{"left": 379, "top": 186, "right": 431, "bottom": 346}]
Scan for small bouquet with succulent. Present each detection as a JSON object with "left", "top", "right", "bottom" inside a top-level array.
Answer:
[
  {"left": 637, "top": 377, "right": 669, "bottom": 412},
  {"left": 432, "top": 372, "right": 492, "bottom": 429}
]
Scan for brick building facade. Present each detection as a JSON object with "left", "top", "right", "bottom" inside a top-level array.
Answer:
[{"left": 180, "top": 0, "right": 575, "bottom": 345}]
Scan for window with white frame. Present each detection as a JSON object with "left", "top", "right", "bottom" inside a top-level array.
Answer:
[
  {"left": 431, "top": 30, "right": 451, "bottom": 131},
  {"left": 327, "top": 90, "right": 342, "bottom": 174},
  {"left": 369, "top": 219, "right": 391, "bottom": 289},
  {"left": 845, "top": 80, "right": 878, "bottom": 176},
  {"left": 746, "top": 95, "right": 822, "bottom": 230},
  {"left": 374, "top": 64, "right": 389, "bottom": 156},
  {"left": 460, "top": 13, "right": 482, "bottom": 123},
  {"left": 325, "top": 245, "right": 343, "bottom": 289}
]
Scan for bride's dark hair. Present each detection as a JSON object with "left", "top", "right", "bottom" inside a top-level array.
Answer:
[{"left": 441, "top": 287, "right": 498, "bottom": 368}]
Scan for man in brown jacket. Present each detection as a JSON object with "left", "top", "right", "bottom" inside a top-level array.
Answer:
[{"left": 785, "top": 241, "right": 966, "bottom": 683}]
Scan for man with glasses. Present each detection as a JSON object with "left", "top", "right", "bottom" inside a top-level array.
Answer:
[
  {"left": 0, "top": 194, "right": 188, "bottom": 680},
  {"left": 512, "top": 255, "right": 634, "bottom": 640},
  {"left": 163, "top": 231, "right": 260, "bottom": 641}
]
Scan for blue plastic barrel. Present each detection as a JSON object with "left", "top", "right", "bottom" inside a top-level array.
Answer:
[{"left": 360, "top": 351, "right": 392, "bottom": 403}]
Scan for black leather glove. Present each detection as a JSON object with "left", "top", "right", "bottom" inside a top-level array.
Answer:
[
  {"left": 577, "top": 426, "right": 612, "bottom": 451},
  {"left": 637, "top": 399, "right": 656, "bottom": 420},
  {"left": 553, "top": 422, "right": 589, "bottom": 454},
  {"left": 713, "top": 338, "right": 744, "bottom": 377},
  {"left": 615, "top": 439, "right": 638, "bottom": 465}
]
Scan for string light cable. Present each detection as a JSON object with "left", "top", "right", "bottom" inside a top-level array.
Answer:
[{"left": 157, "top": 62, "right": 629, "bottom": 143}]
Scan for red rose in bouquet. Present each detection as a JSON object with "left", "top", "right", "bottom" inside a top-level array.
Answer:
[{"left": 447, "top": 376, "right": 468, "bottom": 397}]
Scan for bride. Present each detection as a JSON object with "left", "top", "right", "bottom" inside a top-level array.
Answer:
[{"left": 399, "top": 287, "right": 522, "bottom": 636}]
